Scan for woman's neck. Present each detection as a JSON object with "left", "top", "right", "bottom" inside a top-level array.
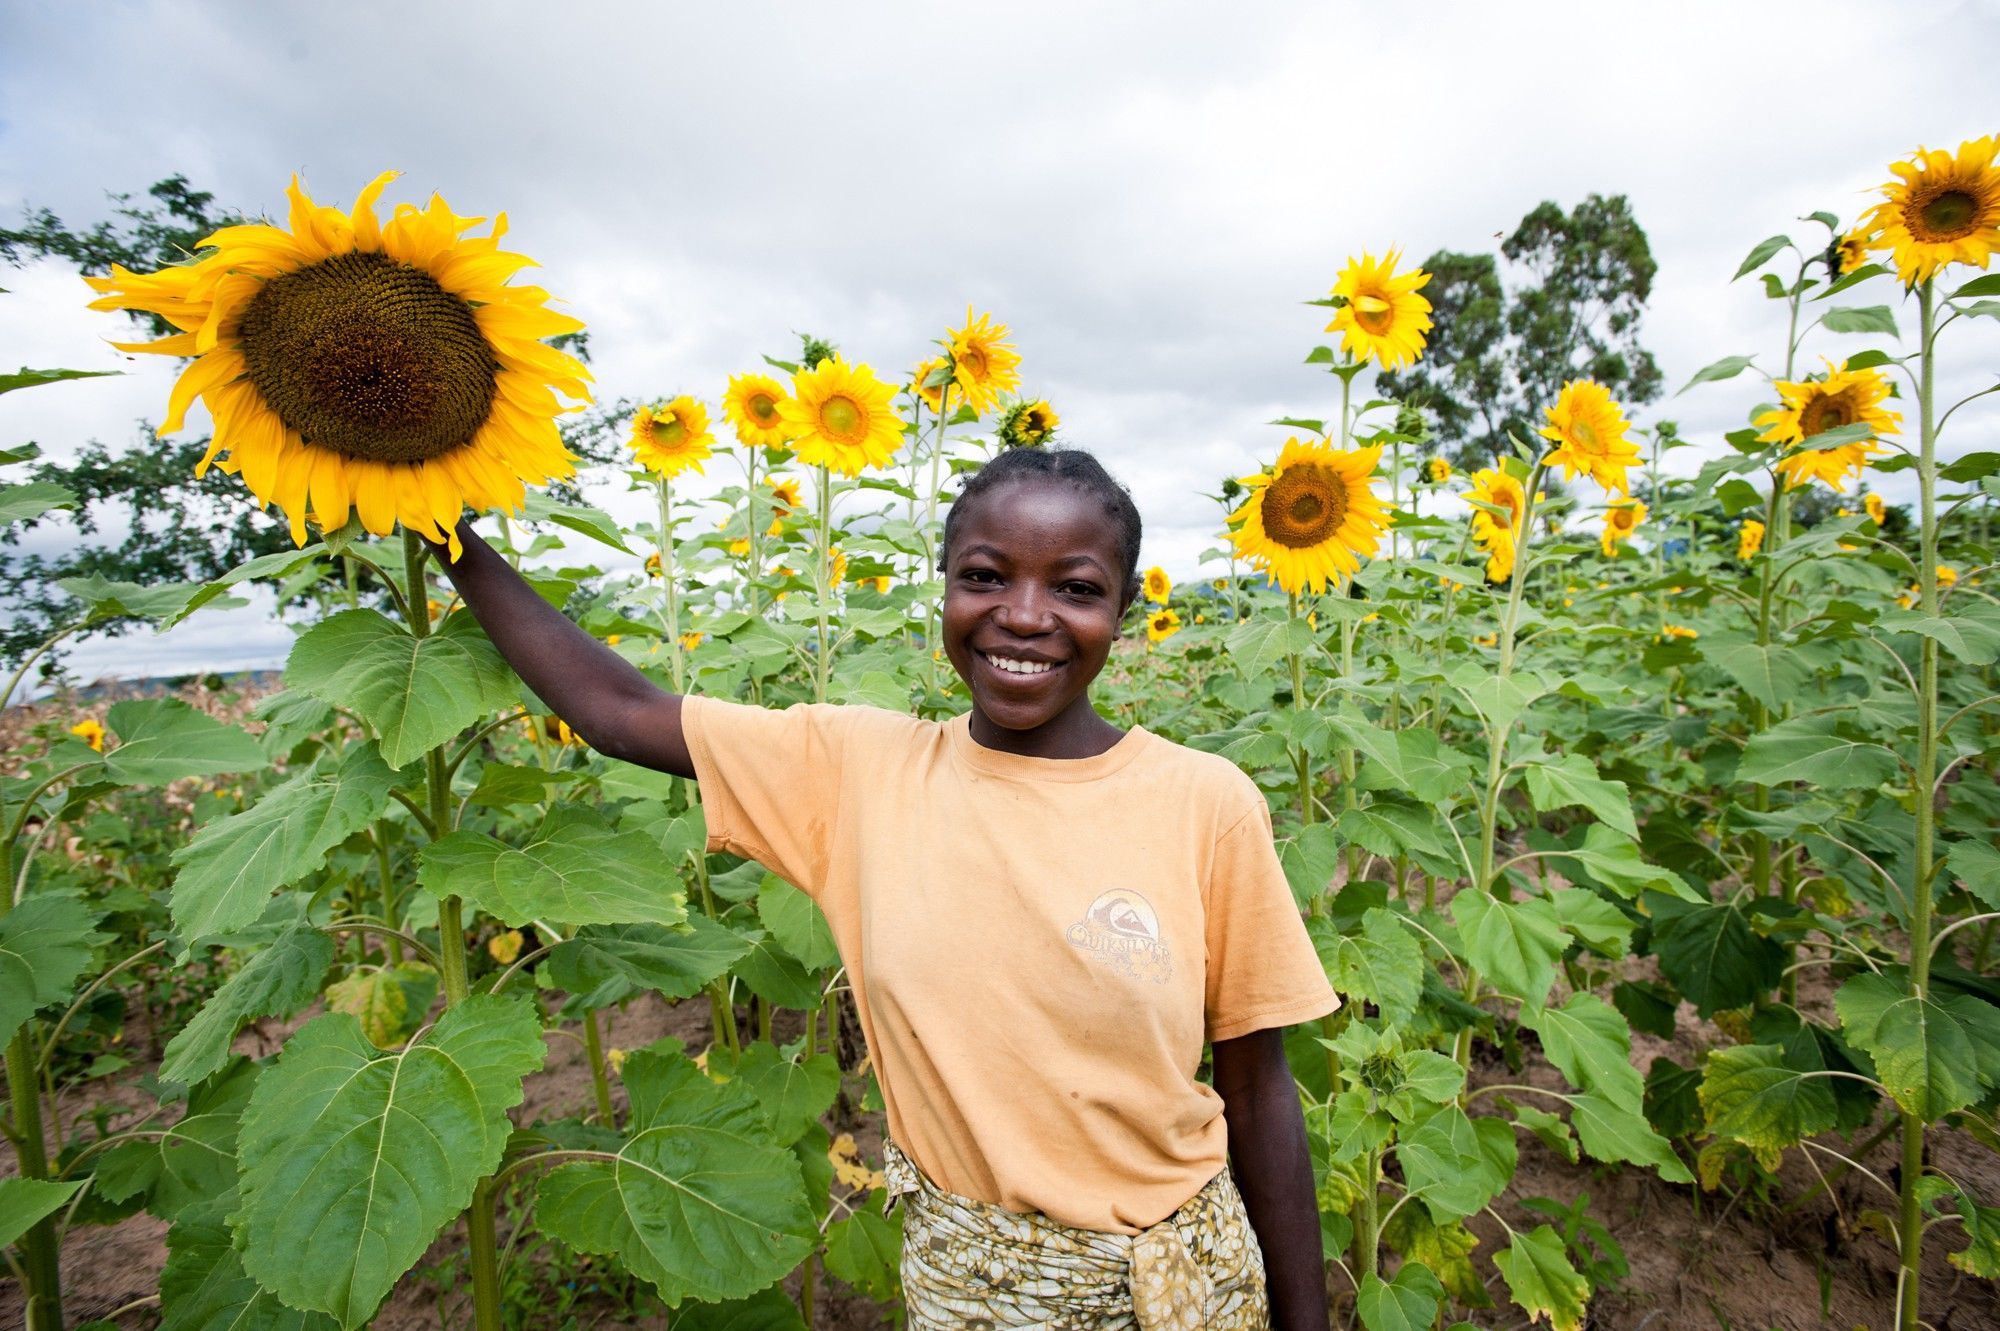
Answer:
[{"left": 967, "top": 697, "right": 1126, "bottom": 759}]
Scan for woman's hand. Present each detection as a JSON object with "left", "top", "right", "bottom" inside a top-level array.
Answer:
[
  {"left": 1213, "top": 1027, "right": 1329, "bottom": 1330},
  {"left": 427, "top": 518, "right": 693, "bottom": 777}
]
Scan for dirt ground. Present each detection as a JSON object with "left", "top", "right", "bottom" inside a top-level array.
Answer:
[{"left": 13, "top": 969, "right": 1998, "bottom": 1331}]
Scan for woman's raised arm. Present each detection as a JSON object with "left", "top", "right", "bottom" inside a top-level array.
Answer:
[{"left": 428, "top": 518, "right": 693, "bottom": 778}]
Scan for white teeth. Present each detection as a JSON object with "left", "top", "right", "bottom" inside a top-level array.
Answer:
[{"left": 985, "top": 653, "right": 1054, "bottom": 676}]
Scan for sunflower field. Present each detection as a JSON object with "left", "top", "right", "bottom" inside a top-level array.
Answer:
[{"left": 2, "top": 137, "right": 1999, "bottom": 1331}]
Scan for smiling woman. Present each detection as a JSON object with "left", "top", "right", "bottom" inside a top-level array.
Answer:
[{"left": 425, "top": 439, "right": 1337, "bottom": 1330}]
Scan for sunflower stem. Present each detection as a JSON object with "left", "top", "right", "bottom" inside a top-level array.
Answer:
[
  {"left": 922, "top": 381, "right": 954, "bottom": 682},
  {"left": 1458, "top": 456, "right": 1547, "bottom": 1072},
  {"left": 1, "top": 810, "right": 61, "bottom": 1330},
  {"left": 1286, "top": 592, "right": 1313, "bottom": 826},
  {"left": 1895, "top": 276, "right": 1941, "bottom": 1331},
  {"left": 814, "top": 463, "right": 834, "bottom": 704},
  {"left": 656, "top": 477, "right": 685, "bottom": 693},
  {"left": 402, "top": 527, "right": 502, "bottom": 1331}
]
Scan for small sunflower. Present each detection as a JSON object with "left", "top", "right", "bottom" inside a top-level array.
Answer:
[
  {"left": 1424, "top": 457, "right": 1452, "bottom": 484},
  {"left": 1143, "top": 566, "right": 1172, "bottom": 604},
  {"left": 1737, "top": 518, "right": 1766, "bottom": 562},
  {"left": 1146, "top": 607, "right": 1183, "bottom": 643},
  {"left": 630, "top": 396, "right": 714, "bottom": 477},
  {"left": 911, "top": 356, "right": 948, "bottom": 413},
  {"left": 1463, "top": 467, "right": 1535, "bottom": 583},
  {"left": 644, "top": 552, "right": 662, "bottom": 578},
  {"left": 765, "top": 476, "right": 805, "bottom": 531},
  {"left": 1227, "top": 438, "right": 1386, "bottom": 595},
  {"left": 1833, "top": 229, "right": 1872, "bottom": 276},
  {"left": 861, "top": 575, "right": 892, "bottom": 594},
  {"left": 945, "top": 307, "right": 1023, "bottom": 415},
  {"left": 723, "top": 372, "right": 796, "bottom": 449},
  {"left": 1756, "top": 359, "right": 1900, "bottom": 492},
  {"left": 778, "top": 357, "right": 904, "bottom": 475},
  {"left": 1599, "top": 498, "right": 1646, "bottom": 558},
  {"left": 1326, "top": 250, "right": 1433, "bottom": 370},
  {"left": 1864, "top": 492, "right": 1887, "bottom": 526},
  {"left": 1539, "top": 379, "right": 1639, "bottom": 496},
  {"left": 69, "top": 718, "right": 105, "bottom": 752},
  {"left": 83, "top": 172, "right": 591, "bottom": 558},
  {"left": 541, "top": 715, "right": 579, "bottom": 746},
  {"left": 487, "top": 930, "right": 524, "bottom": 964},
  {"left": 1212, "top": 577, "right": 1228, "bottom": 591},
  {"left": 680, "top": 631, "right": 705, "bottom": 652},
  {"left": 998, "top": 398, "right": 1059, "bottom": 448},
  {"left": 1860, "top": 135, "right": 2000, "bottom": 286},
  {"left": 1660, "top": 624, "right": 1699, "bottom": 641}
]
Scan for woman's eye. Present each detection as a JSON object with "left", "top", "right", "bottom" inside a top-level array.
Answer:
[{"left": 1063, "top": 583, "right": 1102, "bottom": 598}]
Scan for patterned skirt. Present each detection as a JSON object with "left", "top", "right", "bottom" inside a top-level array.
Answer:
[{"left": 881, "top": 1137, "right": 1271, "bottom": 1330}]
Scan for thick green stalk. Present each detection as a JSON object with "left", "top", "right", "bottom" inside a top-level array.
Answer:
[
  {"left": 1896, "top": 278, "right": 1940, "bottom": 1331},
  {"left": 403, "top": 530, "right": 502, "bottom": 1331},
  {"left": 3, "top": 808, "right": 61, "bottom": 1328},
  {"left": 6, "top": 1027, "right": 61, "bottom": 1330},
  {"left": 581, "top": 1008, "right": 616, "bottom": 1129},
  {"left": 1353, "top": 1146, "right": 1381, "bottom": 1282}
]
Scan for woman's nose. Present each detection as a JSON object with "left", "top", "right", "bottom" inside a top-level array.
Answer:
[{"left": 994, "top": 585, "right": 1056, "bottom": 633}]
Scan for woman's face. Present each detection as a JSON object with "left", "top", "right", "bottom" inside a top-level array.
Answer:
[{"left": 941, "top": 479, "right": 1132, "bottom": 736}]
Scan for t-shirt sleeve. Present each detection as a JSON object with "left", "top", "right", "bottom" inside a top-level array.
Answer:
[
  {"left": 679, "top": 694, "right": 853, "bottom": 901},
  {"left": 1203, "top": 791, "right": 1341, "bottom": 1042}
]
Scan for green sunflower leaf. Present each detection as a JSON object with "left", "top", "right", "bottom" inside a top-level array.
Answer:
[
  {"left": 234, "top": 995, "right": 545, "bottom": 1328},
  {"left": 284, "top": 608, "right": 519, "bottom": 768},
  {"left": 535, "top": 1047, "right": 817, "bottom": 1306},
  {"left": 102, "top": 699, "right": 268, "bottom": 787},
  {"left": 1356, "top": 1261, "right": 1445, "bottom": 1331},
  {"left": 169, "top": 743, "right": 399, "bottom": 951},
  {"left": 1835, "top": 970, "right": 2000, "bottom": 1120},
  {"left": 419, "top": 815, "right": 687, "bottom": 930},
  {"left": 160, "top": 925, "right": 334, "bottom": 1088},
  {"left": 0, "top": 892, "right": 104, "bottom": 1048},
  {"left": 1494, "top": 1224, "right": 1590, "bottom": 1331}
]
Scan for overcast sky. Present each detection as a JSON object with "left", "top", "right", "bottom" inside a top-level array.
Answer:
[{"left": 3, "top": 0, "right": 1997, "bottom": 684}]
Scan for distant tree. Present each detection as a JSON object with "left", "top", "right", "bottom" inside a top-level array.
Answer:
[
  {"left": 1, "top": 174, "right": 598, "bottom": 672},
  {"left": 1379, "top": 194, "right": 1663, "bottom": 471}
]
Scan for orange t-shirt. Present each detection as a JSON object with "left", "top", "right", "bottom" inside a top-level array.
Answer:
[{"left": 680, "top": 695, "right": 1339, "bottom": 1234}]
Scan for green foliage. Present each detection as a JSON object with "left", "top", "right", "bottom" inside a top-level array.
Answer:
[{"left": 234, "top": 996, "right": 546, "bottom": 1327}]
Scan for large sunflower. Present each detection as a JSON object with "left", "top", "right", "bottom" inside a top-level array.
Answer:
[
  {"left": 723, "top": 372, "right": 796, "bottom": 449},
  {"left": 84, "top": 172, "right": 590, "bottom": 556},
  {"left": 1538, "top": 379, "right": 1639, "bottom": 496},
  {"left": 1599, "top": 498, "right": 1646, "bottom": 558},
  {"left": 946, "top": 307, "right": 1022, "bottom": 415},
  {"left": 1463, "top": 467, "right": 1533, "bottom": 583},
  {"left": 777, "top": 356, "right": 905, "bottom": 475},
  {"left": 1143, "top": 566, "right": 1172, "bottom": 604},
  {"left": 1145, "top": 607, "right": 1183, "bottom": 643},
  {"left": 1227, "top": 438, "right": 1386, "bottom": 595},
  {"left": 1860, "top": 136, "right": 2000, "bottom": 286},
  {"left": 1737, "top": 518, "right": 1766, "bottom": 562},
  {"left": 630, "top": 395, "right": 713, "bottom": 477},
  {"left": 1326, "top": 250, "right": 1433, "bottom": 370},
  {"left": 1755, "top": 359, "right": 1900, "bottom": 492}
]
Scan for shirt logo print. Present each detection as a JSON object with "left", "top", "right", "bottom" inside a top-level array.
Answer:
[{"left": 1065, "top": 889, "right": 1173, "bottom": 984}]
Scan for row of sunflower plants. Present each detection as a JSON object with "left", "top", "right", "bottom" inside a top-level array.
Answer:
[{"left": 1089, "top": 135, "right": 2000, "bottom": 1331}]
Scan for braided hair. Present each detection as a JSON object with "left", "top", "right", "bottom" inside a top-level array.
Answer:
[{"left": 937, "top": 447, "right": 1144, "bottom": 608}]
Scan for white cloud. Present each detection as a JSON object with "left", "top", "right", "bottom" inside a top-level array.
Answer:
[{"left": 3, "top": 0, "right": 1996, "bottom": 678}]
